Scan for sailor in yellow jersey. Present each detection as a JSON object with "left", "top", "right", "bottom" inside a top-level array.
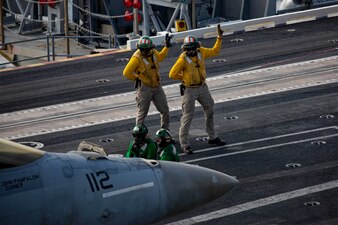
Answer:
[
  {"left": 169, "top": 25, "right": 226, "bottom": 154},
  {"left": 123, "top": 34, "right": 172, "bottom": 129}
]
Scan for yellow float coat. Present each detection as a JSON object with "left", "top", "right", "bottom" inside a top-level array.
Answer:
[{"left": 123, "top": 47, "right": 169, "bottom": 88}]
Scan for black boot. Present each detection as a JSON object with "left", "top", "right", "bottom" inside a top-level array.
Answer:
[
  {"left": 182, "top": 145, "right": 193, "bottom": 154},
  {"left": 208, "top": 137, "right": 226, "bottom": 146}
]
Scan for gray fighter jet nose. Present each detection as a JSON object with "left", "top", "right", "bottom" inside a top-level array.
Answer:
[{"left": 154, "top": 161, "right": 239, "bottom": 217}]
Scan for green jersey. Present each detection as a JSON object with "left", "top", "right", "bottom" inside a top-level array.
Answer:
[
  {"left": 125, "top": 138, "right": 157, "bottom": 159},
  {"left": 158, "top": 143, "right": 179, "bottom": 162}
]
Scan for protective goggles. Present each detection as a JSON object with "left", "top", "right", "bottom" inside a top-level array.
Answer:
[
  {"left": 185, "top": 47, "right": 197, "bottom": 56},
  {"left": 139, "top": 47, "right": 152, "bottom": 54},
  {"left": 132, "top": 133, "right": 145, "bottom": 138}
]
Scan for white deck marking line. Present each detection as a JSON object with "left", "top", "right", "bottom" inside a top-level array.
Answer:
[
  {"left": 184, "top": 134, "right": 338, "bottom": 163},
  {"left": 102, "top": 182, "right": 154, "bottom": 198},
  {"left": 2, "top": 55, "right": 337, "bottom": 118},
  {"left": 187, "top": 126, "right": 338, "bottom": 155},
  {"left": 4, "top": 79, "right": 337, "bottom": 139},
  {"left": 165, "top": 179, "right": 338, "bottom": 225}
]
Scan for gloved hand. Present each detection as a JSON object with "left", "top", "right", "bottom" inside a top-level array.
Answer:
[
  {"left": 165, "top": 33, "right": 173, "bottom": 48},
  {"left": 132, "top": 141, "right": 142, "bottom": 150},
  {"left": 217, "top": 24, "right": 223, "bottom": 38},
  {"left": 131, "top": 143, "right": 140, "bottom": 157},
  {"left": 157, "top": 149, "right": 162, "bottom": 158}
]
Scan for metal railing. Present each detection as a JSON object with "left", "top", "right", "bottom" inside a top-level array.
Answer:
[
  {"left": 127, "top": 4, "right": 338, "bottom": 50},
  {"left": 0, "top": 34, "right": 123, "bottom": 67},
  {"left": 0, "top": 7, "right": 141, "bottom": 67}
]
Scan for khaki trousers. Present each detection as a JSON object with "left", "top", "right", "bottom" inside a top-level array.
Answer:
[
  {"left": 179, "top": 83, "right": 216, "bottom": 146},
  {"left": 136, "top": 85, "right": 170, "bottom": 129}
]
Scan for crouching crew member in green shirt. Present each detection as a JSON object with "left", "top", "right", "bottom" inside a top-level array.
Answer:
[
  {"left": 125, "top": 124, "right": 157, "bottom": 159},
  {"left": 155, "top": 128, "right": 180, "bottom": 162}
]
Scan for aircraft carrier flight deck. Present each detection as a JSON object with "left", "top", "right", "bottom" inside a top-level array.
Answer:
[{"left": 1, "top": 13, "right": 338, "bottom": 225}]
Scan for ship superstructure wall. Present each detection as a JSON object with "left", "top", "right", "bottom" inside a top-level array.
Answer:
[{"left": 127, "top": 4, "right": 338, "bottom": 50}]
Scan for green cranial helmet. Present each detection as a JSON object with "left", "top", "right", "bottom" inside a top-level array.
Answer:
[
  {"left": 155, "top": 128, "right": 172, "bottom": 139},
  {"left": 132, "top": 124, "right": 148, "bottom": 137},
  {"left": 181, "top": 35, "right": 199, "bottom": 50},
  {"left": 155, "top": 128, "right": 172, "bottom": 148},
  {"left": 137, "top": 36, "right": 154, "bottom": 49}
]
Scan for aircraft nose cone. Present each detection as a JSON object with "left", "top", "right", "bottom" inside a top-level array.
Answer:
[{"left": 155, "top": 161, "right": 238, "bottom": 217}]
